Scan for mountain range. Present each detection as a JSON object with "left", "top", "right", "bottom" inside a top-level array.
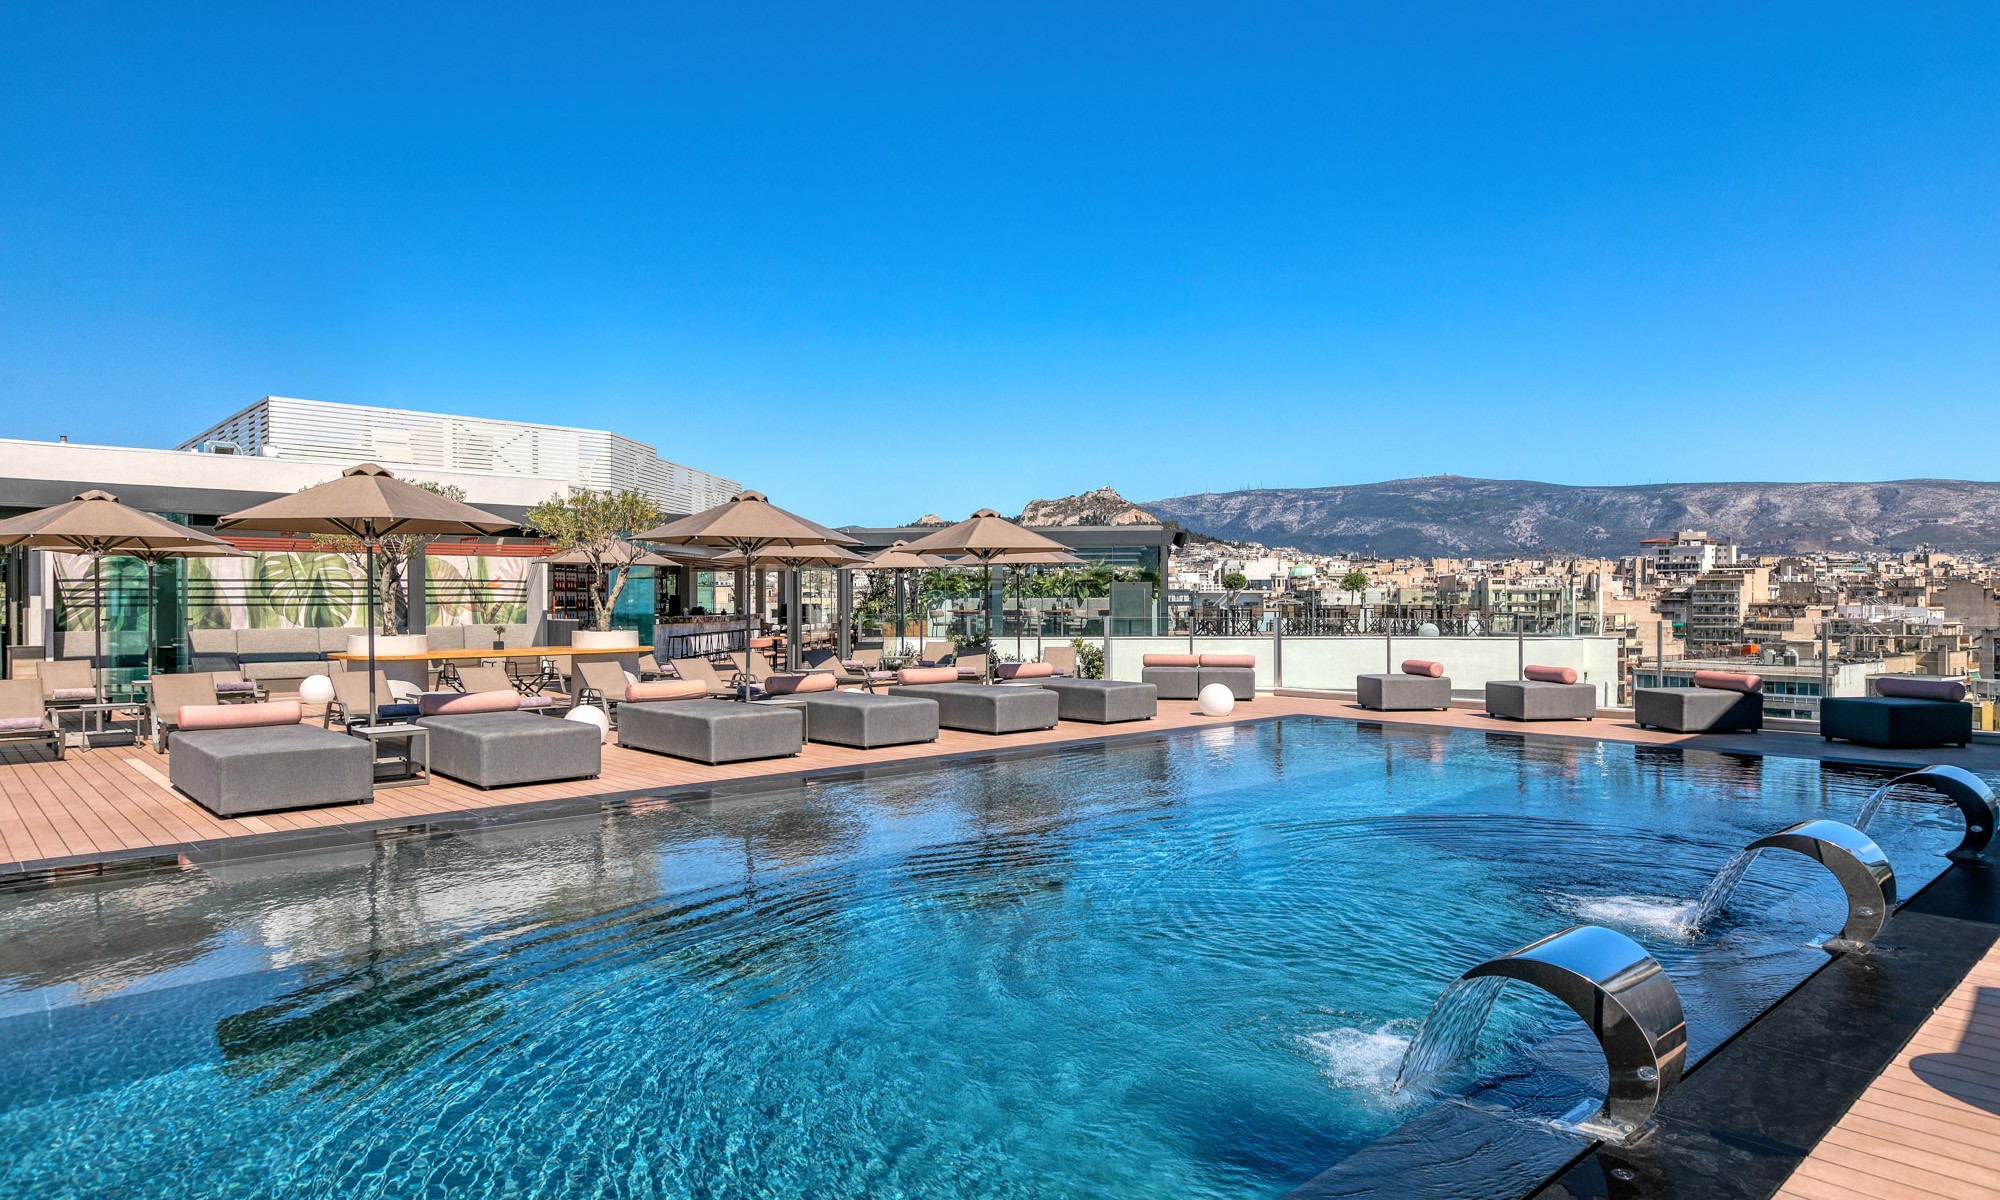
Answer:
[{"left": 1126, "top": 476, "right": 2000, "bottom": 557}]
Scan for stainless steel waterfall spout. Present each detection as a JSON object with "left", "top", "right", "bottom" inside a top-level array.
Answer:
[
  {"left": 1864, "top": 765, "right": 1998, "bottom": 861},
  {"left": 1745, "top": 819, "right": 1897, "bottom": 951},
  {"left": 1465, "top": 924, "right": 1687, "bottom": 1142}
]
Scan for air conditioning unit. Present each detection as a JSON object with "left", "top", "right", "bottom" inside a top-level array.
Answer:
[{"left": 204, "top": 440, "right": 241, "bottom": 455}]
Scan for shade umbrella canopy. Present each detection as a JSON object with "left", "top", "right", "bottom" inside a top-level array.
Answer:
[
  {"left": 216, "top": 465, "right": 513, "bottom": 741},
  {"left": 633, "top": 490, "right": 857, "bottom": 550},
  {"left": 0, "top": 489, "right": 237, "bottom": 555},
  {"left": 213, "top": 463, "right": 513, "bottom": 538},
  {"left": 866, "top": 540, "right": 954, "bottom": 571},
  {"left": 635, "top": 492, "right": 856, "bottom": 696},
  {"left": 705, "top": 543, "right": 868, "bottom": 569},
  {"left": 0, "top": 490, "right": 242, "bottom": 689},
  {"left": 543, "top": 543, "right": 679, "bottom": 568},
  {"left": 902, "top": 511, "right": 1070, "bottom": 681}
]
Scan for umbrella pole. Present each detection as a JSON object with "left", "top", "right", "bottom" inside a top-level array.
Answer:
[
  {"left": 366, "top": 533, "right": 379, "bottom": 731},
  {"left": 895, "top": 571, "right": 904, "bottom": 658},
  {"left": 983, "top": 560, "right": 994, "bottom": 683},
  {"left": 94, "top": 553, "right": 104, "bottom": 697}
]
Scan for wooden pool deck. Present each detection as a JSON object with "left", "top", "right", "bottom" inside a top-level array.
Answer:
[{"left": 3, "top": 690, "right": 1998, "bottom": 1198}]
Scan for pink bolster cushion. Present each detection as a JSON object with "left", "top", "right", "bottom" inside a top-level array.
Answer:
[
  {"left": 1692, "top": 670, "right": 1762, "bottom": 695},
  {"left": 626, "top": 679, "right": 707, "bottom": 702},
  {"left": 177, "top": 700, "right": 302, "bottom": 731},
  {"left": 1401, "top": 659, "right": 1444, "bottom": 678},
  {"left": 997, "top": 662, "right": 1056, "bottom": 680},
  {"left": 1523, "top": 665, "right": 1578, "bottom": 685},
  {"left": 897, "top": 666, "right": 961, "bottom": 685},
  {"left": 417, "top": 690, "right": 521, "bottom": 716},
  {"left": 1143, "top": 654, "right": 1200, "bottom": 668},
  {"left": 1199, "top": 654, "right": 1256, "bottom": 668},
  {"left": 1876, "top": 677, "right": 1966, "bottom": 702},
  {"left": 762, "top": 673, "right": 838, "bottom": 696}
]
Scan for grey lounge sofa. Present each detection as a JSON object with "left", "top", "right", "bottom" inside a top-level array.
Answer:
[
  {"left": 1634, "top": 687, "right": 1763, "bottom": 734},
  {"left": 619, "top": 698, "right": 804, "bottom": 764},
  {"left": 1198, "top": 663, "right": 1257, "bottom": 700},
  {"left": 417, "top": 711, "right": 601, "bottom": 787},
  {"left": 1821, "top": 697, "right": 1971, "bottom": 748},
  {"left": 1035, "top": 678, "right": 1157, "bottom": 724},
  {"left": 1485, "top": 679, "right": 1596, "bottom": 721},
  {"left": 796, "top": 691, "right": 939, "bottom": 748},
  {"left": 888, "top": 682, "right": 1060, "bottom": 734},
  {"left": 1356, "top": 673, "right": 1452, "bottom": 712},
  {"left": 170, "top": 724, "right": 373, "bottom": 817},
  {"left": 1140, "top": 663, "right": 1200, "bottom": 700}
]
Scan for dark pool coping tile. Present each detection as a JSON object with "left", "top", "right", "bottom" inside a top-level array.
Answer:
[{"left": 1284, "top": 1103, "right": 1592, "bottom": 1199}]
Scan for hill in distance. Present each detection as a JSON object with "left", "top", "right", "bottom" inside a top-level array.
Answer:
[{"left": 1133, "top": 476, "right": 2000, "bottom": 557}]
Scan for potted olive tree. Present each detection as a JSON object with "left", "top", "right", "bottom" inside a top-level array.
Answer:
[{"left": 526, "top": 487, "right": 666, "bottom": 649}]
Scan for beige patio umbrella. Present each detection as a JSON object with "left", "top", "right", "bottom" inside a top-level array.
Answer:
[
  {"left": 705, "top": 543, "right": 868, "bottom": 669},
  {"left": 866, "top": 540, "right": 953, "bottom": 655},
  {"left": 981, "top": 547, "right": 1085, "bottom": 661},
  {"left": 0, "top": 490, "right": 241, "bottom": 692},
  {"left": 216, "top": 464, "right": 513, "bottom": 729},
  {"left": 903, "top": 510, "right": 1070, "bottom": 681},
  {"left": 635, "top": 491, "right": 857, "bottom": 697}
]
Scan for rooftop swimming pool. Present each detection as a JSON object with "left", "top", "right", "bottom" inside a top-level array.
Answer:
[{"left": 0, "top": 719, "right": 1975, "bottom": 1199}]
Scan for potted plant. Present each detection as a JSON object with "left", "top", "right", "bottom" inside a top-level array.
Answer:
[{"left": 525, "top": 487, "right": 666, "bottom": 649}]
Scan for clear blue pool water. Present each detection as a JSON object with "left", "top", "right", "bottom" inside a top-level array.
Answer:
[{"left": 0, "top": 720, "right": 1976, "bottom": 1199}]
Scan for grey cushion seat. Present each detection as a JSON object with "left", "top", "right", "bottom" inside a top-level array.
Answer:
[
  {"left": 170, "top": 724, "right": 373, "bottom": 817},
  {"left": 1141, "top": 666, "right": 1200, "bottom": 700},
  {"left": 797, "top": 692, "right": 939, "bottom": 748},
  {"left": 1197, "top": 666, "right": 1257, "bottom": 700},
  {"left": 887, "top": 683, "right": 1060, "bottom": 734},
  {"left": 1035, "top": 679, "right": 1157, "bottom": 723},
  {"left": 417, "top": 711, "right": 602, "bottom": 788},
  {"left": 1821, "top": 697, "right": 1972, "bottom": 748},
  {"left": 619, "top": 698, "right": 803, "bottom": 763},
  {"left": 1634, "top": 687, "right": 1763, "bottom": 733},
  {"left": 1356, "top": 673, "right": 1451, "bottom": 711},
  {"left": 1485, "top": 680, "right": 1596, "bottom": 721}
]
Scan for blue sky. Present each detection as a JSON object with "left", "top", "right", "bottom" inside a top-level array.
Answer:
[{"left": 2, "top": 4, "right": 1995, "bottom": 524}]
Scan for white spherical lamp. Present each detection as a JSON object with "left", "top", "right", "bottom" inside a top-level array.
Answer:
[
  {"left": 1198, "top": 683, "right": 1237, "bottom": 717},
  {"left": 1418, "top": 622, "right": 1441, "bottom": 638},
  {"left": 298, "top": 673, "right": 336, "bottom": 706},
  {"left": 565, "top": 704, "right": 611, "bottom": 742}
]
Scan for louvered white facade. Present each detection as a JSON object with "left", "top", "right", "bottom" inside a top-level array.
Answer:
[{"left": 178, "top": 397, "right": 739, "bottom": 516}]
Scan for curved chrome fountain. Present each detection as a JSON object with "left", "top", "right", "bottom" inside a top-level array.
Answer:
[
  {"left": 1853, "top": 765, "right": 1998, "bottom": 861},
  {"left": 1739, "top": 819, "right": 1896, "bottom": 951},
  {"left": 1395, "top": 924, "right": 1687, "bottom": 1143}
]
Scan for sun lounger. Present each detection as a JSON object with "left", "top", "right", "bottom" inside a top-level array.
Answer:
[
  {"left": 414, "top": 690, "right": 603, "bottom": 788},
  {"left": 169, "top": 700, "right": 373, "bottom": 816},
  {"left": 150, "top": 672, "right": 224, "bottom": 751},
  {"left": 1634, "top": 670, "right": 1763, "bottom": 733},
  {"left": 37, "top": 660, "right": 98, "bottom": 709},
  {"left": 1357, "top": 660, "right": 1452, "bottom": 712},
  {"left": 1822, "top": 677, "right": 1972, "bottom": 747},
  {"left": 673, "top": 655, "right": 756, "bottom": 699},
  {"left": 573, "top": 660, "right": 636, "bottom": 719},
  {"left": 887, "top": 667, "right": 1059, "bottom": 734},
  {"left": 1486, "top": 666, "right": 1596, "bottom": 721},
  {"left": 1033, "top": 678, "right": 1156, "bottom": 724},
  {"left": 326, "top": 670, "right": 422, "bottom": 730},
  {"left": 618, "top": 698, "right": 804, "bottom": 764},
  {"left": 0, "top": 678, "right": 61, "bottom": 760},
  {"left": 453, "top": 666, "right": 561, "bottom": 712}
]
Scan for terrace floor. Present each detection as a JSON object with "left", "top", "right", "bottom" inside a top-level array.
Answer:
[{"left": 3, "top": 690, "right": 1998, "bottom": 1198}]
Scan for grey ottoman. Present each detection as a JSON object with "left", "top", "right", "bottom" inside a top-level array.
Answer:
[
  {"left": 1485, "top": 680, "right": 1597, "bottom": 721},
  {"left": 1196, "top": 666, "right": 1257, "bottom": 700},
  {"left": 1141, "top": 666, "right": 1200, "bottom": 700},
  {"left": 170, "top": 725, "right": 373, "bottom": 817},
  {"left": 1356, "top": 673, "right": 1452, "bottom": 711},
  {"left": 1822, "top": 697, "right": 1972, "bottom": 748},
  {"left": 619, "top": 698, "right": 803, "bottom": 763},
  {"left": 418, "top": 711, "right": 601, "bottom": 787},
  {"left": 888, "top": 683, "right": 1060, "bottom": 734},
  {"left": 799, "top": 692, "right": 939, "bottom": 748},
  {"left": 1037, "top": 678, "right": 1157, "bottom": 723},
  {"left": 1634, "top": 687, "right": 1763, "bottom": 733}
]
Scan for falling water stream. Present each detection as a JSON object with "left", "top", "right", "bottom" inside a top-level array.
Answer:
[
  {"left": 1685, "top": 847, "right": 1762, "bottom": 931},
  {"left": 1391, "top": 976, "right": 1508, "bottom": 1090}
]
